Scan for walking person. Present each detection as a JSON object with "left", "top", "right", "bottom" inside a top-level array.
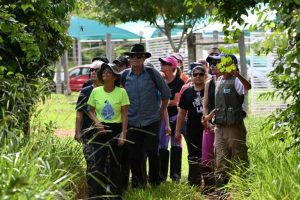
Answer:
[
  {"left": 88, "top": 63, "right": 130, "bottom": 199},
  {"left": 158, "top": 56, "right": 184, "bottom": 182},
  {"left": 74, "top": 60, "right": 104, "bottom": 199},
  {"left": 175, "top": 65, "right": 207, "bottom": 187},
  {"left": 213, "top": 54, "right": 251, "bottom": 192},
  {"left": 121, "top": 44, "right": 171, "bottom": 188}
]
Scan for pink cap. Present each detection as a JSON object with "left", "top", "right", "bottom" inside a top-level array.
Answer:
[
  {"left": 172, "top": 53, "right": 183, "bottom": 62},
  {"left": 159, "top": 56, "right": 178, "bottom": 69}
]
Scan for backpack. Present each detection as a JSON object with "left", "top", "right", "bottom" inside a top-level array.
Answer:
[{"left": 121, "top": 66, "right": 159, "bottom": 90}]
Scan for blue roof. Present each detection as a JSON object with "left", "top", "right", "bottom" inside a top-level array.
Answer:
[{"left": 69, "top": 16, "right": 140, "bottom": 40}]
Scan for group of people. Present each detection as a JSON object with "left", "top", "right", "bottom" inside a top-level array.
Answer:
[{"left": 75, "top": 44, "right": 251, "bottom": 199}]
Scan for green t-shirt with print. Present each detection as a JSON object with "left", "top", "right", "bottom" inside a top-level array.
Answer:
[{"left": 87, "top": 86, "right": 130, "bottom": 123}]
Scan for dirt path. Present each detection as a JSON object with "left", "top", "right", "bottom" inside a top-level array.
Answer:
[{"left": 55, "top": 129, "right": 74, "bottom": 137}]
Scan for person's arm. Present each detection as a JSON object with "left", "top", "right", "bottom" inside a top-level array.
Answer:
[
  {"left": 89, "top": 107, "right": 105, "bottom": 135},
  {"left": 202, "top": 80, "right": 210, "bottom": 129},
  {"left": 232, "top": 70, "right": 252, "bottom": 90},
  {"left": 75, "top": 110, "right": 83, "bottom": 142},
  {"left": 118, "top": 105, "right": 128, "bottom": 146},
  {"left": 164, "top": 109, "right": 171, "bottom": 136},
  {"left": 160, "top": 99, "right": 169, "bottom": 120},
  {"left": 175, "top": 108, "right": 187, "bottom": 143}
]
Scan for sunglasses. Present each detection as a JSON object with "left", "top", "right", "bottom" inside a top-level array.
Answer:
[
  {"left": 209, "top": 53, "right": 219, "bottom": 56},
  {"left": 90, "top": 68, "right": 100, "bottom": 72},
  {"left": 161, "top": 61, "right": 172, "bottom": 66},
  {"left": 129, "top": 54, "right": 144, "bottom": 59},
  {"left": 192, "top": 72, "right": 205, "bottom": 77}
]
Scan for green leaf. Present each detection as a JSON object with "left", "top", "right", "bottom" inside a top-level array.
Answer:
[
  {"left": 295, "top": 0, "right": 300, "bottom": 6},
  {"left": 21, "top": 4, "right": 35, "bottom": 12}
]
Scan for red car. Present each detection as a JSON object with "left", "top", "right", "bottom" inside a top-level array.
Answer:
[{"left": 69, "top": 64, "right": 92, "bottom": 91}]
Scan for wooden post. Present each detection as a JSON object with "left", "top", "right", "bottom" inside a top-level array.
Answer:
[
  {"left": 62, "top": 51, "right": 71, "bottom": 95},
  {"left": 238, "top": 31, "right": 249, "bottom": 113},
  {"left": 187, "top": 33, "right": 196, "bottom": 64},
  {"left": 77, "top": 39, "right": 82, "bottom": 65},
  {"left": 106, "top": 33, "right": 112, "bottom": 62},
  {"left": 56, "top": 60, "right": 62, "bottom": 94}
]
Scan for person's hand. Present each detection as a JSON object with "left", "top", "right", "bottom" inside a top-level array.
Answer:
[
  {"left": 95, "top": 122, "right": 106, "bottom": 135},
  {"left": 201, "top": 116, "right": 209, "bottom": 129},
  {"left": 231, "top": 69, "right": 239, "bottom": 77},
  {"left": 175, "top": 131, "right": 181, "bottom": 143},
  {"left": 74, "top": 131, "right": 82, "bottom": 142},
  {"left": 118, "top": 131, "right": 126, "bottom": 147},
  {"left": 165, "top": 125, "right": 171, "bottom": 136}
]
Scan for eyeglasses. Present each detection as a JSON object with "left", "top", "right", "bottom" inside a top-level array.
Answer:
[
  {"left": 209, "top": 53, "right": 219, "bottom": 56},
  {"left": 90, "top": 68, "right": 100, "bottom": 72},
  {"left": 192, "top": 72, "right": 205, "bottom": 77},
  {"left": 129, "top": 54, "right": 144, "bottom": 59}
]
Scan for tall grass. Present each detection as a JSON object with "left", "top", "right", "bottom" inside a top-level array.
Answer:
[
  {"left": 228, "top": 117, "right": 300, "bottom": 199},
  {"left": 0, "top": 122, "right": 85, "bottom": 199}
]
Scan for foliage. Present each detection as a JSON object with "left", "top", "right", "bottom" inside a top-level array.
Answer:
[
  {"left": 0, "top": 0, "right": 76, "bottom": 135},
  {"left": 0, "top": 119, "right": 85, "bottom": 199},
  {"left": 187, "top": 0, "right": 300, "bottom": 149},
  {"left": 217, "top": 56, "right": 237, "bottom": 73},
  {"left": 228, "top": 117, "right": 300, "bottom": 199},
  {"left": 75, "top": 0, "right": 208, "bottom": 52}
]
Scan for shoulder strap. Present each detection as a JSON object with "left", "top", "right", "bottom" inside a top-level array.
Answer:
[
  {"left": 145, "top": 67, "right": 159, "bottom": 90},
  {"left": 121, "top": 69, "right": 130, "bottom": 87}
]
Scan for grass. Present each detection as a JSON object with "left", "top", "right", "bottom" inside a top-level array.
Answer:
[
  {"left": 34, "top": 94, "right": 299, "bottom": 199},
  {"left": 35, "top": 93, "right": 79, "bottom": 130},
  {"left": 0, "top": 123, "right": 85, "bottom": 199}
]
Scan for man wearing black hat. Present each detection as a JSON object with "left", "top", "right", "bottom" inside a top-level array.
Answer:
[{"left": 121, "top": 44, "right": 171, "bottom": 188}]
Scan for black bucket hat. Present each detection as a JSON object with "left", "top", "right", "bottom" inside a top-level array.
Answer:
[
  {"left": 97, "top": 63, "right": 121, "bottom": 86},
  {"left": 124, "top": 44, "right": 151, "bottom": 58}
]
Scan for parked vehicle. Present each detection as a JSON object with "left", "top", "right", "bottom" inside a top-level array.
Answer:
[{"left": 53, "top": 64, "right": 92, "bottom": 92}]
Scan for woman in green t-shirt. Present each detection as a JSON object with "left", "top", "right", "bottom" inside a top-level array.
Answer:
[{"left": 88, "top": 63, "right": 130, "bottom": 199}]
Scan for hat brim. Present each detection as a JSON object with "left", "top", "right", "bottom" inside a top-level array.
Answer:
[
  {"left": 124, "top": 52, "right": 151, "bottom": 58},
  {"left": 98, "top": 63, "right": 121, "bottom": 86}
]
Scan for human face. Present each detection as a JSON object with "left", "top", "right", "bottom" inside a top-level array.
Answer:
[
  {"left": 90, "top": 67, "right": 100, "bottom": 81},
  {"left": 116, "top": 63, "right": 127, "bottom": 72},
  {"left": 192, "top": 69, "right": 206, "bottom": 84},
  {"left": 102, "top": 68, "right": 117, "bottom": 83},
  {"left": 160, "top": 62, "right": 173, "bottom": 75},
  {"left": 129, "top": 54, "right": 145, "bottom": 68},
  {"left": 209, "top": 48, "right": 220, "bottom": 56}
]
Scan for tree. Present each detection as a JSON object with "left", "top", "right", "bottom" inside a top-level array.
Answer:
[
  {"left": 0, "top": 0, "right": 76, "bottom": 137},
  {"left": 77, "top": 0, "right": 207, "bottom": 52},
  {"left": 187, "top": 0, "right": 300, "bottom": 148}
]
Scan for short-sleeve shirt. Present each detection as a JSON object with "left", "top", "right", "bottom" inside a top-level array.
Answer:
[
  {"left": 167, "top": 76, "right": 184, "bottom": 117},
  {"left": 178, "top": 86, "right": 204, "bottom": 132},
  {"left": 87, "top": 86, "right": 130, "bottom": 123}
]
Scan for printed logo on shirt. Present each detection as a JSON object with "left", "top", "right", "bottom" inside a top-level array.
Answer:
[
  {"left": 193, "top": 91, "right": 203, "bottom": 113},
  {"left": 101, "top": 100, "right": 115, "bottom": 120}
]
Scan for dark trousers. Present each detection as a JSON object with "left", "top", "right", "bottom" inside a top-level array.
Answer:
[
  {"left": 127, "top": 120, "right": 161, "bottom": 188},
  {"left": 83, "top": 123, "right": 122, "bottom": 200}
]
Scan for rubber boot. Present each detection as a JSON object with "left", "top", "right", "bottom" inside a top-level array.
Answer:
[
  {"left": 159, "top": 149, "right": 169, "bottom": 182},
  {"left": 170, "top": 146, "right": 182, "bottom": 182},
  {"left": 202, "top": 165, "right": 215, "bottom": 194},
  {"left": 187, "top": 157, "right": 202, "bottom": 186}
]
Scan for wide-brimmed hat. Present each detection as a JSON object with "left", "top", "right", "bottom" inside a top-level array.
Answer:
[
  {"left": 98, "top": 63, "right": 121, "bottom": 86},
  {"left": 124, "top": 44, "right": 151, "bottom": 58}
]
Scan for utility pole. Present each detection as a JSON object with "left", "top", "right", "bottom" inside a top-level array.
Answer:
[{"left": 238, "top": 31, "right": 249, "bottom": 113}]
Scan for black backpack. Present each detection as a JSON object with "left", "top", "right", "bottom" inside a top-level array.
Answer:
[{"left": 121, "top": 66, "right": 159, "bottom": 90}]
